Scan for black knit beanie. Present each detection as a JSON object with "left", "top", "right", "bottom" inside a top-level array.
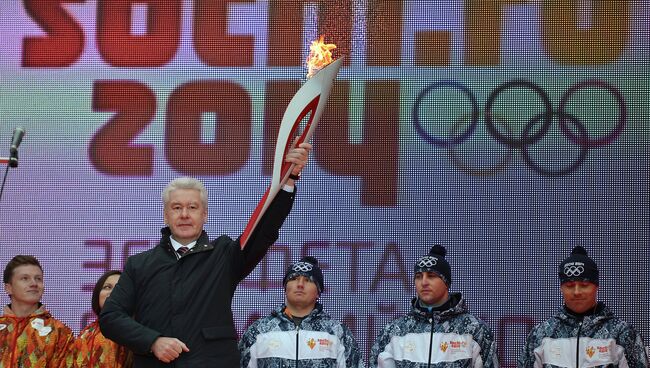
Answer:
[
  {"left": 559, "top": 246, "right": 599, "bottom": 285},
  {"left": 283, "top": 256, "right": 325, "bottom": 294},
  {"left": 414, "top": 245, "right": 451, "bottom": 287}
]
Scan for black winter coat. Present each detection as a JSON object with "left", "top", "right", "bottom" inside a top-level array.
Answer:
[{"left": 99, "top": 190, "right": 295, "bottom": 367}]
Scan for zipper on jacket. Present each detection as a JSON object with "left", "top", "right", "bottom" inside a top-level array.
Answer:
[
  {"left": 576, "top": 321, "right": 583, "bottom": 368},
  {"left": 428, "top": 316, "right": 434, "bottom": 368}
]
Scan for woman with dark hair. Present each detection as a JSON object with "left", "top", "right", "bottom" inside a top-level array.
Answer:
[{"left": 72, "top": 270, "right": 132, "bottom": 367}]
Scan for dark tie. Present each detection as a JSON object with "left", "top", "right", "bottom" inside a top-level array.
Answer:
[{"left": 177, "top": 246, "right": 189, "bottom": 257}]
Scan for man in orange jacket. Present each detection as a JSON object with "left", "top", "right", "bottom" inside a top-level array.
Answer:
[{"left": 1, "top": 255, "right": 74, "bottom": 368}]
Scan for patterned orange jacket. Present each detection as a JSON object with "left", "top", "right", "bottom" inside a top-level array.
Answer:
[
  {"left": 72, "top": 320, "right": 129, "bottom": 368},
  {"left": 0, "top": 304, "right": 74, "bottom": 368}
]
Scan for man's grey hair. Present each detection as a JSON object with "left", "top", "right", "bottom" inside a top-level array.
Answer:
[{"left": 162, "top": 177, "right": 208, "bottom": 208}]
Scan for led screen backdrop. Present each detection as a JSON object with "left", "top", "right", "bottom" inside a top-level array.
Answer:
[{"left": 0, "top": 0, "right": 648, "bottom": 365}]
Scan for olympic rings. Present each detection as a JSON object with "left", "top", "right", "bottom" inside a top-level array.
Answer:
[
  {"left": 448, "top": 113, "right": 514, "bottom": 177},
  {"left": 291, "top": 262, "right": 314, "bottom": 272},
  {"left": 558, "top": 79, "right": 626, "bottom": 148},
  {"left": 564, "top": 265, "right": 585, "bottom": 277},
  {"left": 521, "top": 112, "right": 589, "bottom": 177},
  {"left": 417, "top": 256, "right": 438, "bottom": 268},
  {"left": 484, "top": 80, "right": 554, "bottom": 148},
  {"left": 413, "top": 80, "right": 479, "bottom": 148},
  {"left": 413, "top": 78, "right": 626, "bottom": 176}
]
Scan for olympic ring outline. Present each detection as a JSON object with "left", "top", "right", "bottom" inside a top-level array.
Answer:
[
  {"left": 521, "top": 112, "right": 589, "bottom": 177},
  {"left": 558, "top": 79, "right": 626, "bottom": 148},
  {"left": 484, "top": 80, "right": 554, "bottom": 148},
  {"left": 450, "top": 111, "right": 588, "bottom": 177},
  {"left": 413, "top": 80, "right": 479, "bottom": 148},
  {"left": 291, "top": 262, "right": 313, "bottom": 272},
  {"left": 564, "top": 265, "right": 585, "bottom": 277},
  {"left": 413, "top": 78, "right": 626, "bottom": 176},
  {"left": 448, "top": 112, "right": 514, "bottom": 177},
  {"left": 417, "top": 257, "right": 438, "bottom": 268}
]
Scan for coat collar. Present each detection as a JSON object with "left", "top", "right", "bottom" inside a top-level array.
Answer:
[
  {"left": 410, "top": 292, "right": 467, "bottom": 320},
  {"left": 159, "top": 227, "right": 213, "bottom": 258}
]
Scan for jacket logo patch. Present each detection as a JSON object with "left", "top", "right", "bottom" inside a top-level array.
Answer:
[
  {"left": 404, "top": 341, "right": 416, "bottom": 353},
  {"left": 586, "top": 346, "right": 595, "bottom": 358},
  {"left": 30, "top": 318, "right": 52, "bottom": 337},
  {"left": 267, "top": 339, "right": 281, "bottom": 350},
  {"left": 307, "top": 338, "right": 316, "bottom": 349},
  {"left": 440, "top": 339, "right": 467, "bottom": 353},
  {"left": 317, "top": 338, "right": 333, "bottom": 352},
  {"left": 449, "top": 340, "right": 466, "bottom": 349},
  {"left": 440, "top": 342, "right": 448, "bottom": 352},
  {"left": 31, "top": 318, "right": 44, "bottom": 330},
  {"left": 598, "top": 346, "right": 609, "bottom": 354}
]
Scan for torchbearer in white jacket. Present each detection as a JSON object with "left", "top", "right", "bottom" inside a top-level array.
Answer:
[
  {"left": 518, "top": 246, "right": 648, "bottom": 368},
  {"left": 370, "top": 245, "right": 499, "bottom": 368},
  {"left": 239, "top": 256, "right": 364, "bottom": 368}
]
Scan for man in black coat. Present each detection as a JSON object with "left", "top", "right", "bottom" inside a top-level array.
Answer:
[{"left": 100, "top": 143, "right": 311, "bottom": 367}]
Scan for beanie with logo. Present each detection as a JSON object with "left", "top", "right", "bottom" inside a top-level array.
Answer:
[
  {"left": 283, "top": 256, "right": 325, "bottom": 293},
  {"left": 414, "top": 245, "right": 451, "bottom": 287},
  {"left": 558, "top": 246, "right": 599, "bottom": 285}
]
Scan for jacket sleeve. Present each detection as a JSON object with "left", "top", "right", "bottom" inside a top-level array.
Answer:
[
  {"left": 475, "top": 324, "right": 499, "bottom": 368},
  {"left": 99, "top": 257, "right": 162, "bottom": 355},
  {"left": 70, "top": 327, "right": 86, "bottom": 368},
  {"left": 619, "top": 325, "right": 649, "bottom": 368},
  {"left": 369, "top": 323, "right": 395, "bottom": 368},
  {"left": 238, "top": 188, "right": 295, "bottom": 280},
  {"left": 340, "top": 324, "right": 365, "bottom": 368},
  {"left": 238, "top": 322, "right": 260, "bottom": 368},
  {"left": 517, "top": 327, "right": 540, "bottom": 368},
  {"left": 54, "top": 325, "right": 74, "bottom": 368}
]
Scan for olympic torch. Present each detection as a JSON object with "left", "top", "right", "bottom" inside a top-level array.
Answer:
[{"left": 240, "top": 37, "right": 342, "bottom": 248}]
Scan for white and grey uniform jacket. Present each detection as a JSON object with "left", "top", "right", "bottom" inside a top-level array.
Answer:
[
  {"left": 370, "top": 293, "right": 499, "bottom": 368},
  {"left": 239, "top": 303, "right": 364, "bottom": 368},
  {"left": 518, "top": 302, "right": 648, "bottom": 368}
]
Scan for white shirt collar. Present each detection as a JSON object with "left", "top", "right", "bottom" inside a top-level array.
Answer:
[{"left": 169, "top": 236, "right": 197, "bottom": 252}]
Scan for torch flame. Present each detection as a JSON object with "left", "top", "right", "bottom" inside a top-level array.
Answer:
[{"left": 306, "top": 35, "right": 337, "bottom": 78}]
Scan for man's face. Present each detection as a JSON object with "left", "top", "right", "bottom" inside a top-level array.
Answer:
[
  {"left": 164, "top": 189, "right": 207, "bottom": 245},
  {"left": 4, "top": 264, "right": 44, "bottom": 307},
  {"left": 415, "top": 271, "right": 449, "bottom": 305},
  {"left": 285, "top": 275, "right": 319, "bottom": 311},
  {"left": 561, "top": 280, "right": 598, "bottom": 314}
]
